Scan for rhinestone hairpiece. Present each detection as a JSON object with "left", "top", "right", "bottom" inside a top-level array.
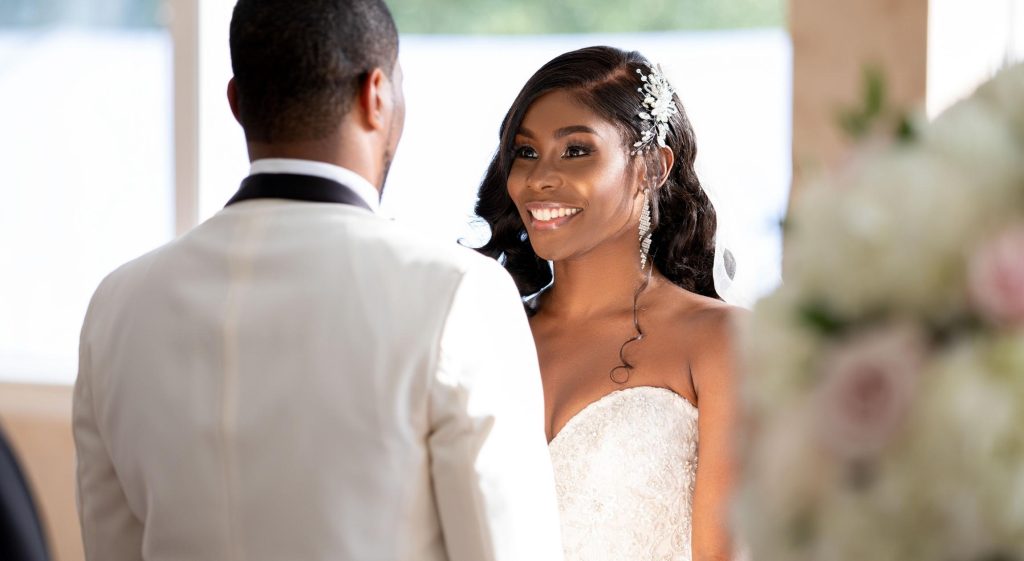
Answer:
[{"left": 630, "top": 64, "right": 678, "bottom": 155}]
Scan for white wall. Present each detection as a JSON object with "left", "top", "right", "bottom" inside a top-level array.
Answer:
[
  {"left": 928, "top": 0, "right": 1024, "bottom": 116},
  {"left": 0, "top": 29, "right": 173, "bottom": 384}
]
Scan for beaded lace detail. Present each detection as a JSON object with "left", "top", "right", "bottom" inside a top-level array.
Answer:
[{"left": 549, "top": 386, "right": 698, "bottom": 561}]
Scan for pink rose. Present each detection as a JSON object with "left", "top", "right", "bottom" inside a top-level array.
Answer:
[
  {"left": 969, "top": 225, "right": 1024, "bottom": 327},
  {"left": 815, "top": 324, "right": 926, "bottom": 461}
]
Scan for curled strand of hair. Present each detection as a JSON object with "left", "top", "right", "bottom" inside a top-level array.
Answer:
[{"left": 609, "top": 265, "right": 653, "bottom": 384}]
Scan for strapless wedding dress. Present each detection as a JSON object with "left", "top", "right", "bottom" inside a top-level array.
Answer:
[{"left": 549, "top": 386, "right": 699, "bottom": 561}]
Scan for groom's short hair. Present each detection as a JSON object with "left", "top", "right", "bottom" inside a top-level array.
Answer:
[{"left": 229, "top": 0, "right": 399, "bottom": 143}]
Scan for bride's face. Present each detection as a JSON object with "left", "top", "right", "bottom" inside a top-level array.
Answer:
[{"left": 507, "top": 89, "right": 644, "bottom": 262}]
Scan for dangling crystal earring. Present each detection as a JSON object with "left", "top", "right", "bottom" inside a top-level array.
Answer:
[
  {"left": 638, "top": 189, "right": 653, "bottom": 270},
  {"left": 610, "top": 189, "right": 655, "bottom": 384}
]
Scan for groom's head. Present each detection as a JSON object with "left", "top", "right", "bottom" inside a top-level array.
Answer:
[{"left": 227, "top": 0, "right": 404, "bottom": 191}]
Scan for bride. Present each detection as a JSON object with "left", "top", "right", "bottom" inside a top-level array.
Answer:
[{"left": 476, "top": 46, "right": 740, "bottom": 560}]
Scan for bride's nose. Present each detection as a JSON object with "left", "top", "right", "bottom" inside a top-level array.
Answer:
[{"left": 526, "top": 157, "right": 564, "bottom": 191}]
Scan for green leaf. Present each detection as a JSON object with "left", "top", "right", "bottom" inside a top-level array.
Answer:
[
  {"left": 798, "top": 301, "right": 848, "bottom": 336},
  {"left": 863, "top": 65, "right": 886, "bottom": 119},
  {"left": 895, "top": 113, "right": 918, "bottom": 143}
]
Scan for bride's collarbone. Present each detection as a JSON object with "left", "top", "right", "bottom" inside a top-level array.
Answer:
[
  {"left": 533, "top": 296, "right": 719, "bottom": 441},
  {"left": 535, "top": 317, "right": 690, "bottom": 376}
]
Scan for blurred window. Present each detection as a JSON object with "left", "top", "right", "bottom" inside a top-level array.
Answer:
[{"left": 0, "top": 0, "right": 172, "bottom": 384}]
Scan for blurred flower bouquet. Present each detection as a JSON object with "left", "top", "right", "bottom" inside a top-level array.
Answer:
[{"left": 741, "top": 63, "right": 1024, "bottom": 561}]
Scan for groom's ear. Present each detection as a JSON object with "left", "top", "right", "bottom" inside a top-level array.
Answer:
[
  {"left": 227, "top": 78, "right": 242, "bottom": 126},
  {"left": 356, "top": 68, "right": 388, "bottom": 132}
]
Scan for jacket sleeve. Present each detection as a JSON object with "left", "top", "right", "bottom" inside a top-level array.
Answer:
[
  {"left": 73, "top": 310, "right": 145, "bottom": 561},
  {"left": 427, "top": 259, "right": 564, "bottom": 561}
]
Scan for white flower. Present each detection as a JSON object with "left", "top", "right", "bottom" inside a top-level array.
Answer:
[
  {"left": 786, "top": 149, "right": 980, "bottom": 319},
  {"left": 925, "top": 90, "right": 1024, "bottom": 211},
  {"left": 814, "top": 323, "right": 927, "bottom": 462},
  {"left": 974, "top": 62, "right": 1024, "bottom": 137},
  {"left": 968, "top": 224, "right": 1024, "bottom": 327},
  {"left": 741, "top": 63, "right": 1024, "bottom": 559}
]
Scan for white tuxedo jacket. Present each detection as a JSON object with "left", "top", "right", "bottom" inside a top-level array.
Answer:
[{"left": 73, "top": 168, "right": 564, "bottom": 561}]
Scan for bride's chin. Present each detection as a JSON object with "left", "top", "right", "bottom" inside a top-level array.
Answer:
[
  {"left": 526, "top": 232, "right": 584, "bottom": 263},
  {"left": 525, "top": 242, "right": 554, "bottom": 261},
  {"left": 531, "top": 246, "right": 569, "bottom": 263}
]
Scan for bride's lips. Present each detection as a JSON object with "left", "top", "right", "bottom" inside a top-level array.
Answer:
[{"left": 524, "top": 202, "right": 583, "bottom": 230}]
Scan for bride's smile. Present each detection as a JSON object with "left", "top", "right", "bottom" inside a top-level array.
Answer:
[{"left": 525, "top": 202, "right": 583, "bottom": 228}]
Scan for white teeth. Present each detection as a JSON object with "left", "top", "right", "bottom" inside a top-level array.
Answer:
[{"left": 530, "top": 208, "right": 580, "bottom": 221}]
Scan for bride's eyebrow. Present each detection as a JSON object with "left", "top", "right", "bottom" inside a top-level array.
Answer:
[
  {"left": 516, "top": 125, "right": 601, "bottom": 139},
  {"left": 554, "top": 125, "right": 600, "bottom": 138}
]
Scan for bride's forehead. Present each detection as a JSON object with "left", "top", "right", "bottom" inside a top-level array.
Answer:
[{"left": 520, "top": 90, "right": 612, "bottom": 133}]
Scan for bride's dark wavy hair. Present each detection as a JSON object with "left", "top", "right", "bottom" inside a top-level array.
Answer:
[{"left": 475, "top": 46, "right": 720, "bottom": 301}]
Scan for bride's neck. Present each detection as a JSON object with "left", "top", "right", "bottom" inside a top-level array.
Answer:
[{"left": 542, "top": 241, "right": 653, "bottom": 320}]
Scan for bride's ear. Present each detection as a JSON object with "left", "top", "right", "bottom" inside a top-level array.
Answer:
[
  {"left": 654, "top": 146, "right": 674, "bottom": 189},
  {"left": 634, "top": 146, "right": 675, "bottom": 195}
]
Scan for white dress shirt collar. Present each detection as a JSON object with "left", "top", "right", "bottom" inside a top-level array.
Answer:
[{"left": 248, "top": 158, "right": 380, "bottom": 213}]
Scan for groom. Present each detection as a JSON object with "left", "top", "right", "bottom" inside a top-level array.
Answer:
[{"left": 72, "top": 1, "right": 563, "bottom": 560}]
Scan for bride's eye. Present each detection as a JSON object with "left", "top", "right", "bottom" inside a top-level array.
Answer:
[
  {"left": 514, "top": 145, "right": 538, "bottom": 159},
  {"left": 563, "top": 144, "right": 591, "bottom": 158}
]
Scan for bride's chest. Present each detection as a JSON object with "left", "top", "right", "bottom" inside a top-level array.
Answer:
[{"left": 535, "top": 329, "right": 694, "bottom": 440}]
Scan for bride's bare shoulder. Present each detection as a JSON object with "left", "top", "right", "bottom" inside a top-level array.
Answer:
[
  {"left": 657, "top": 281, "right": 744, "bottom": 338},
  {"left": 656, "top": 282, "right": 746, "bottom": 378}
]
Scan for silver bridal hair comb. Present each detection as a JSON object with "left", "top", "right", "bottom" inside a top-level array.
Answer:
[{"left": 630, "top": 64, "right": 678, "bottom": 155}]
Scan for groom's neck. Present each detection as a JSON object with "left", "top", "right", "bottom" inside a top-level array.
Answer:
[
  {"left": 247, "top": 138, "right": 339, "bottom": 163},
  {"left": 246, "top": 134, "right": 383, "bottom": 192}
]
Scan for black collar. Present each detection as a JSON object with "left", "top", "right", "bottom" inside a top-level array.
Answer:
[{"left": 225, "top": 173, "right": 373, "bottom": 211}]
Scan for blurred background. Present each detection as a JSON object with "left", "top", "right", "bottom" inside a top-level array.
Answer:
[
  {"left": 0, "top": 0, "right": 790, "bottom": 387},
  {"left": 0, "top": 1, "right": 1021, "bottom": 560}
]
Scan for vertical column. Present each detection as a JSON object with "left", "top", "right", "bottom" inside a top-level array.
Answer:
[
  {"left": 197, "top": 1, "right": 248, "bottom": 221},
  {"left": 170, "top": 0, "right": 247, "bottom": 234},
  {"left": 789, "top": 0, "right": 929, "bottom": 191},
  {"left": 170, "top": 0, "right": 199, "bottom": 236}
]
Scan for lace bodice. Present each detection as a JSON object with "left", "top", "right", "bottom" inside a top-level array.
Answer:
[{"left": 549, "top": 386, "right": 699, "bottom": 561}]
